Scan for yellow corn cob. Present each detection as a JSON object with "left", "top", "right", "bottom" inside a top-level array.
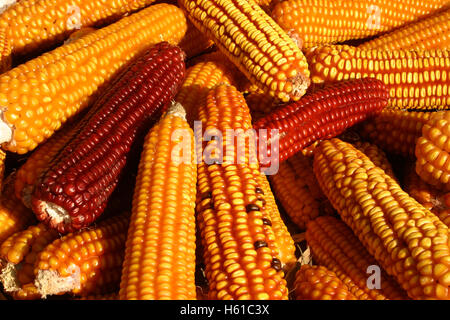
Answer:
[
  {"left": 306, "top": 45, "right": 450, "bottom": 110},
  {"left": 119, "top": 102, "right": 197, "bottom": 300},
  {"left": 196, "top": 84, "right": 288, "bottom": 300},
  {"left": 175, "top": 53, "right": 237, "bottom": 125},
  {"left": 0, "top": 174, "right": 35, "bottom": 244},
  {"left": 359, "top": 7, "right": 450, "bottom": 50},
  {"left": 294, "top": 265, "right": 357, "bottom": 300},
  {"left": 0, "top": 223, "right": 58, "bottom": 297},
  {"left": 14, "top": 120, "right": 79, "bottom": 208},
  {"left": 34, "top": 213, "right": 129, "bottom": 298},
  {"left": 256, "top": 172, "right": 296, "bottom": 269},
  {"left": 415, "top": 111, "right": 450, "bottom": 191},
  {"left": 359, "top": 109, "right": 432, "bottom": 158},
  {"left": 0, "top": 0, "right": 159, "bottom": 57},
  {"left": 306, "top": 216, "right": 408, "bottom": 300},
  {"left": 179, "top": 21, "right": 215, "bottom": 59},
  {"left": 353, "top": 141, "right": 396, "bottom": 181},
  {"left": 0, "top": 28, "right": 11, "bottom": 73},
  {"left": 0, "top": 3, "right": 187, "bottom": 154},
  {"left": 404, "top": 164, "right": 450, "bottom": 227},
  {"left": 272, "top": 0, "right": 450, "bottom": 49},
  {"left": 269, "top": 152, "right": 334, "bottom": 230},
  {"left": 314, "top": 138, "right": 450, "bottom": 299},
  {"left": 178, "top": 0, "right": 311, "bottom": 102}
]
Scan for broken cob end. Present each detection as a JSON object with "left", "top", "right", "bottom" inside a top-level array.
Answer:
[
  {"left": 34, "top": 200, "right": 72, "bottom": 233},
  {"left": 35, "top": 265, "right": 81, "bottom": 299},
  {"left": 0, "top": 261, "right": 20, "bottom": 292},
  {"left": 0, "top": 111, "right": 12, "bottom": 147}
]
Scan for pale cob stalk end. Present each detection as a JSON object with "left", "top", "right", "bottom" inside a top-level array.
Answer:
[
  {"left": 35, "top": 265, "right": 81, "bottom": 298},
  {"left": 167, "top": 101, "right": 187, "bottom": 120},
  {"left": 0, "top": 0, "right": 16, "bottom": 14},
  {"left": 35, "top": 201, "right": 71, "bottom": 229},
  {"left": 0, "top": 261, "right": 20, "bottom": 292},
  {"left": 0, "top": 111, "right": 12, "bottom": 146}
]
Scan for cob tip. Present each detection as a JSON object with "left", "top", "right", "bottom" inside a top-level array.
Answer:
[
  {"left": 166, "top": 101, "right": 187, "bottom": 120},
  {"left": 34, "top": 200, "right": 71, "bottom": 230},
  {"left": 0, "top": 0, "right": 16, "bottom": 14},
  {"left": 0, "top": 111, "right": 12, "bottom": 146},
  {"left": 35, "top": 265, "right": 81, "bottom": 298}
]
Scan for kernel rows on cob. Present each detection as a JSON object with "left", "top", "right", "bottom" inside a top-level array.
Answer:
[{"left": 1, "top": 0, "right": 450, "bottom": 302}]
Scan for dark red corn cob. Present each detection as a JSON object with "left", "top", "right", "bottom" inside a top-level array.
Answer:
[
  {"left": 31, "top": 42, "right": 186, "bottom": 233},
  {"left": 253, "top": 78, "right": 389, "bottom": 164}
]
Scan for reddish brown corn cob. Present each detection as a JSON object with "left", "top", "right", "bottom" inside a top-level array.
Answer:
[
  {"left": 0, "top": 223, "right": 59, "bottom": 297},
  {"left": 272, "top": 0, "right": 450, "bottom": 49},
  {"left": 0, "top": 28, "right": 11, "bottom": 73},
  {"left": 31, "top": 42, "right": 186, "bottom": 234},
  {"left": 269, "top": 153, "right": 334, "bottom": 230},
  {"left": 14, "top": 121, "right": 79, "bottom": 208},
  {"left": 0, "top": 174, "right": 35, "bottom": 244},
  {"left": 359, "top": 7, "right": 450, "bottom": 50},
  {"left": 415, "top": 111, "right": 450, "bottom": 191},
  {"left": 306, "top": 45, "right": 450, "bottom": 110},
  {"left": 404, "top": 164, "right": 450, "bottom": 227},
  {"left": 359, "top": 109, "right": 432, "bottom": 158},
  {"left": 34, "top": 213, "right": 129, "bottom": 297},
  {"left": 294, "top": 265, "right": 357, "bottom": 300},
  {"left": 0, "top": 0, "right": 160, "bottom": 57},
  {"left": 78, "top": 292, "right": 119, "bottom": 300},
  {"left": 119, "top": 103, "right": 197, "bottom": 300},
  {"left": 256, "top": 172, "right": 296, "bottom": 269},
  {"left": 314, "top": 138, "right": 450, "bottom": 299},
  {"left": 0, "top": 4, "right": 187, "bottom": 154},
  {"left": 195, "top": 84, "right": 288, "bottom": 300},
  {"left": 178, "top": 0, "right": 311, "bottom": 102},
  {"left": 253, "top": 78, "right": 389, "bottom": 164},
  {"left": 179, "top": 22, "right": 215, "bottom": 59},
  {"left": 175, "top": 53, "right": 237, "bottom": 125},
  {"left": 353, "top": 141, "right": 396, "bottom": 181},
  {"left": 306, "top": 216, "right": 408, "bottom": 300}
]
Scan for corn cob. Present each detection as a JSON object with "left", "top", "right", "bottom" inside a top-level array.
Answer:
[
  {"left": 271, "top": 0, "right": 450, "bottom": 49},
  {"left": 359, "top": 8, "right": 450, "bottom": 50},
  {"left": 306, "top": 45, "right": 450, "bottom": 110},
  {"left": 175, "top": 53, "right": 237, "bottom": 125},
  {"left": 253, "top": 78, "right": 389, "bottom": 164},
  {"left": 0, "top": 4, "right": 187, "bottom": 154},
  {"left": 64, "top": 27, "right": 97, "bottom": 45},
  {"left": 0, "top": 0, "right": 160, "bottom": 57},
  {"left": 78, "top": 292, "right": 119, "bottom": 300},
  {"left": 314, "top": 138, "right": 450, "bottom": 299},
  {"left": 0, "top": 223, "right": 59, "bottom": 297},
  {"left": 0, "top": 174, "right": 35, "bottom": 244},
  {"left": 294, "top": 265, "right": 357, "bottom": 300},
  {"left": 31, "top": 42, "right": 186, "bottom": 234},
  {"left": 415, "top": 111, "right": 450, "bottom": 191},
  {"left": 404, "top": 164, "right": 450, "bottom": 227},
  {"left": 306, "top": 216, "right": 408, "bottom": 300},
  {"left": 195, "top": 84, "right": 288, "bottom": 300},
  {"left": 359, "top": 109, "right": 432, "bottom": 158},
  {"left": 179, "top": 21, "right": 215, "bottom": 59},
  {"left": 256, "top": 172, "right": 296, "bottom": 269},
  {"left": 245, "top": 90, "right": 281, "bottom": 123},
  {"left": 14, "top": 120, "right": 79, "bottom": 208},
  {"left": 34, "top": 213, "right": 129, "bottom": 298},
  {"left": 269, "top": 153, "right": 334, "bottom": 230},
  {"left": 178, "top": 0, "right": 311, "bottom": 102},
  {"left": 119, "top": 102, "right": 197, "bottom": 300},
  {"left": 0, "top": 28, "right": 11, "bottom": 73},
  {"left": 353, "top": 141, "right": 396, "bottom": 181}
]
